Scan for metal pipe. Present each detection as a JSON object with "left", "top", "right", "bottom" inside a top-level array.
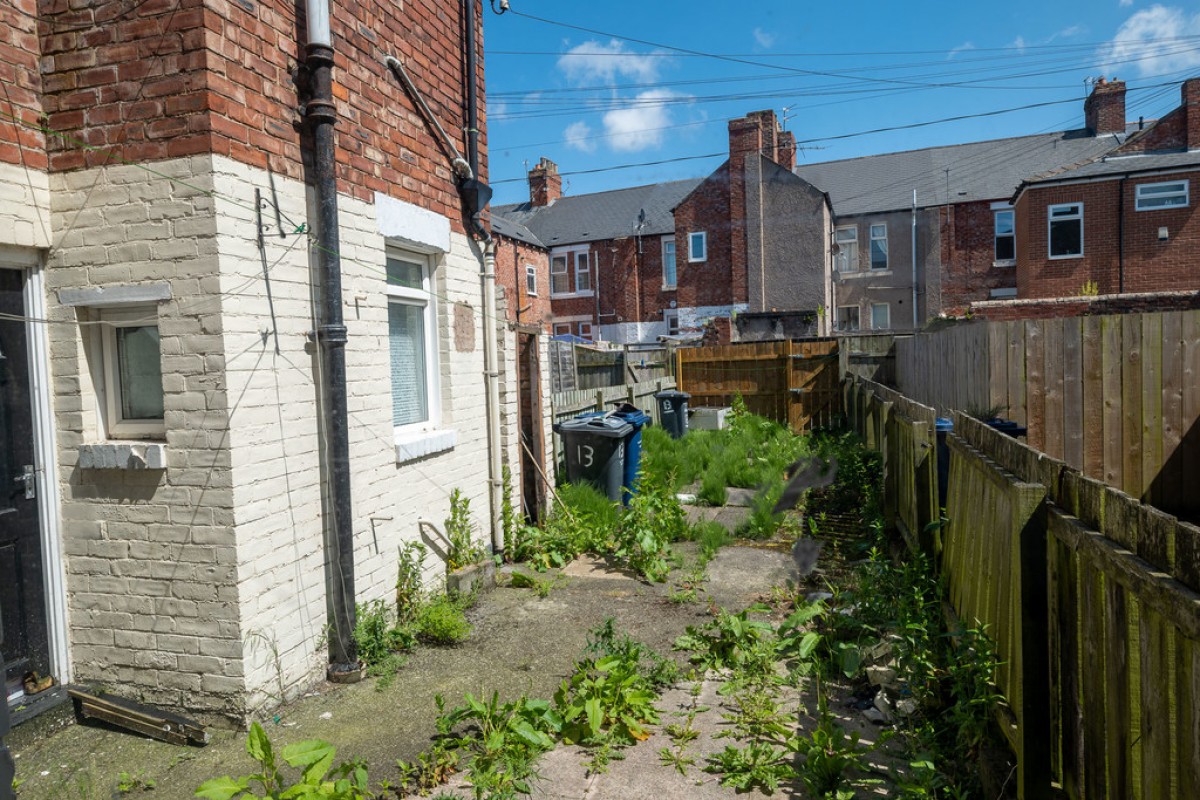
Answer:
[
  {"left": 305, "top": 0, "right": 357, "bottom": 674},
  {"left": 465, "top": 0, "right": 481, "bottom": 180},
  {"left": 384, "top": 56, "right": 472, "bottom": 179},
  {"left": 911, "top": 189, "right": 918, "bottom": 330},
  {"left": 1118, "top": 175, "right": 1127, "bottom": 293}
]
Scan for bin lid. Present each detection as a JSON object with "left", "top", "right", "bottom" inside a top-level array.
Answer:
[
  {"left": 655, "top": 390, "right": 691, "bottom": 401},
  {"left": 610, "top": 403, "right": 651, "bottom": 428},
  {"left": 555, "top": 414, "right": 633, "bottom": 438},
  {"left": 935, "top": 417, "right": 954, "bottom": 432}
]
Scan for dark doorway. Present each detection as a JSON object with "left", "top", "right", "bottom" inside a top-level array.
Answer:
[
  {"left": 517, "top": 331, "right": 545, "bottom": 522},
  {"left": 0, "top": 268, "right": 50, "bottom": 703}
]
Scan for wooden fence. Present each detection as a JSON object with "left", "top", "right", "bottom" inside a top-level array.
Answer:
[
  {"left": 676, "top": 339, "right": 840, "bottom": 432},
  {"left": 551, "top": 343, "right": 675, "bottom": 392},
  {"left": 894, "top": 310, "right": 1200, "bottom": 522},
  {"left": 850, "top": 375, "right": 1200, "bottom": 799},
  {"left": 549, "top": 378, "right": 677, "bottom": 471}
]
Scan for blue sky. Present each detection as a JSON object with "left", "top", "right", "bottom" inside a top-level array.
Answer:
[{"left": 482, "top": 1, "right": 1200, "bottom": 204}]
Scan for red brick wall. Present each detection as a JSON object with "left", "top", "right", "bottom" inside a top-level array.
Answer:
[
  {"left": 34, "top": 0, "right": 484, "bottom": 229},
  {"left": 1016, "top": 170, "right": 1200, "bottom": 299},
  {"left": 938, "top": 201, "right": 1018, "bottom": 314},
  {"left": 672, "top": 165, "right": 740, "bottom": 309},
  {"left": 971, "top": 290, "right": 1200, "bottom": 321},
  {"left": 493, "top": 234, "right": 551, "bottom": 331},
  {"left": 1, "top": 0, "right": 46, "bottom": 169}
]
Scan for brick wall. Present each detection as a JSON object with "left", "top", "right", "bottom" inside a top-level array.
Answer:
[
  {"left": 939, "top": 200, "right": 1018, "bottom": 313},
  {"left": 1016, "top": 170, "right": 1200, "bottom": 299},
  {"left": 1, "top": 0, "right": 45, "bottom": 169},
  {"left": 673, "top": 165, "right": 738, "bottom": 310},
  {"left": 971, "top": 290, "right": 1200, "bottom": 321},
  {"left": 493, "top": 233, "right": 552, "bottom": 331},
  {"left": 35, "top": 0, "right": 484, "bottom": 230}
]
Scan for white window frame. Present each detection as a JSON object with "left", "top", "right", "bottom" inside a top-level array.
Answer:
[
  {"left": 870, "top": 302, "right": 890, "bottom": 331},
  {"left": 1048, "top": 202, "right": 1084, "bottom": 260},
  {"left": 688, "top": 231, "right": 707, "bottom": 263},
  {"left": 525, "top": 263, "right": 537, "bottom": 296},
  {"left": 574, "top": 252, "right": 591, "bottom": 293},
  {"left": 869, "top": 223, "right": 888, "bottom": 271},
  {"left": 550, "top": 255, "right": 569, "bottom": 296},
  {"left": 662, "top": 237, "right": 677, "bottom": 289},
  {"left": 836, "top": 305, "right": 860, "bottom": 332},
  {"left": 386, "top": 248, "right": 441, "bottom": 437},
  {"left": 1135, "top": 180, "right": 1189, "bottom": 211},
  {"left": 993, "top": 208, "right": 1016, "bottom": 266},
  {"left": 834, "top": 226, "right": 858, "bottom": 273},
  {"left": 552, "top": 322, "right": 571, "bottom": 336},
  {"left": 664, "top": 310, "right": 680, "bottom": 335},
  {"left": 577, "top": 322, "right": 595, "bottom": 341},
  {"left": 98, "top": 305, "right": 165, "bottom": 439}
]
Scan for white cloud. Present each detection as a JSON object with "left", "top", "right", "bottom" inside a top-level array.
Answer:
[
  {"left": 753, "top": 27, "right": 776, "bottom": 49},
  {"left": 564, "top": 121, "right": 596, "bottom": 153},
  {"left": 557, "top": 39, "right": 661, "bottom": 86},
  {"left": 1101, "top": 5, "right": 1200, "bottom": 76},
  {"left": 1120, "top": 0, "right": 1134, "bottom": 7},
  {"left": 1011, "top": 35, "right": 1028, "bottom": 53},
  {"left": 947, "top": 42, "right": 975, "bottom": 59},
  {"left": 602, "top": 90, "right": 679, "bottom": 152}
]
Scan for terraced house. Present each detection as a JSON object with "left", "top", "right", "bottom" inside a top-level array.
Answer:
[{"left": 0, "top": 0, "right": 538, "bottom": 726}]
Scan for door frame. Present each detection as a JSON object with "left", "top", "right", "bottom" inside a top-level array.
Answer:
[{"left": 0, "top": 246, "right": 69, "bottom": 686}]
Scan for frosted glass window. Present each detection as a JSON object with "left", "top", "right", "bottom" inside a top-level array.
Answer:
[
  {"left": 115, "top": 326, "right": 164, "bottom": 420},
  {"left": 389, "top": 301, "right": 428, "bottom": 427}
]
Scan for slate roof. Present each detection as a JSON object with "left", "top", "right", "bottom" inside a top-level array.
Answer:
[
  {"left": 793, "top": 127, "right": 1133, "bottom": 216},
  {"left": 490, "top": 214, "right": 544, "bottom": 248},
  {"left": 493, "top": 178, "right": 703, "bottom": 247},
  {"left": 1019, "top": 148, "right": 1200, "bottom": 186}
]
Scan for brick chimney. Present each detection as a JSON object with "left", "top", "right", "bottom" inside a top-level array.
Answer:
[
  {"left": 729, "top": 110, "right": 781, "bottom": 167},
  {"left": 1085, "top": 78, "right": 1127, "bottom": 135},
  {"left": 778, "top": 130, "right": 797, "bottom": 172},
  {"left": 1185, "top": 77, "right": 1200, "bottom": 150},
  {"left": 528, "top": 157, "right": 562, "bottom": 207}
]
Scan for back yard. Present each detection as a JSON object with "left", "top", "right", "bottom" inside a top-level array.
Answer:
[{"left": 9, "top": 410, "right": 1009, "bottom": 799}]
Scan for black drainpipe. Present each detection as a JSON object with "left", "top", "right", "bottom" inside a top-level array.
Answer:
[
  {"left": 1117, "top": 175, "right": 1127, "bottom": 293},
  {"left": 306, "top": 24, "right": 357, "bottom": 674}
]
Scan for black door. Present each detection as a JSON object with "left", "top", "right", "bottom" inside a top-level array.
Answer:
[{"left": 0, "top": 268, "right": 49, "bottom": 699}]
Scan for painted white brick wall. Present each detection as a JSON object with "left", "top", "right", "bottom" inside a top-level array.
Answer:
[{"left": 0, "top": 161, "right": 51, "bottom": 249}]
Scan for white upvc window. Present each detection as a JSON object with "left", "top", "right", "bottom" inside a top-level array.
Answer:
[
  {"left": 1048, "top": 202, "right": 1084, "bottom": 259},
  {"left": 552, "top": 322, "right": 571, "bottom": 336},
  {"left": 870, "top": 302, "right": 890, "bottom": 330},
  {"left": 574, "top": 252, "right": 591, "bottom": 293},
  {"left": 577, "top": 322, "right": 594, "bottom": 341},
  {"left": 550, "top": 255, "right": 569, "bottom": 295},
  {"left": 386, "top": 250, "right": 440, "bottom": 434},
  {"left": 664, "top": 310, "right": 679, "bottom": 335},
  {"left": 98, "top": 306, "right": 165, "bottom": 439},
  {"left": 869, "top": 223, "right": 888, "bottom": 270},
  {"left": 836, "top": 306, "right": 860, "bottom": 332},
  {"left": 662, "top": 238, "right": 677, "bottom": 289},
  {"left": 1135, "top": 180, "right": 1189, "bottom": 211},
  {"left": 834, "top": 226, "right": 858, "bottom": 272},
  {"left": 525, "top": 263, "right": 537, "bottom": 296},
  {"left": 688, "top": 231, "right": 707, "bottom": 263},
  {"left": 994, "top": 209, "right": 1016, "bottom": 264}
]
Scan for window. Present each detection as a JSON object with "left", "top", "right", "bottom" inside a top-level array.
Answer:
[
  {"left": 869, "top": 224, "right": 888, "bottom": 270},
  {"left": 836, "top": 306, "right": 860, "bottom": 332},
  {"left": 688, "top": 231, "right": 707, "bottom": 263},
  {"left": 1136, "top": 180, "right": 1189, "bottom": 211},
  {"left": 574, "top": 252, "right": 591, "bottom": 293},
  {"left": 550, "top": 255, "right": 569, "bottom": 294},
  {"left": 834, "top": 227, "right": 858, "bottom": 272},
  {"left": 525, "top": 264, "right": 537, "bottom": 295},
  {"left": 387, "top": 251, "right": 438, "bottom": 431},
  {"left": 1048, "top": 203, "right": 1083, "bottom": 259},
  {"left": 870, "top": 302, "right": 890, "bottom": 330},
  {"left": 664, "top": 310, "right": 679, "bottom": 335},
  {"left": 553, "top": 323, "right": 571, "bottom": 336},
  {"left": 662, "top": 238, "right": 677, "bottom": 289},
  {"left": 577, "top": 322, "right": 594, "bottom": 341},
  {"left": 99, "top": 306, "right": 164, "bottom": 438},
  {"left": 994, "top": 209, "right": 1015, "bottom": 263}
]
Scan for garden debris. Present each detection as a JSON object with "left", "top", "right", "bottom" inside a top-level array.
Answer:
[
  {"left": 865, "top": 665, "right": 898, "bottom": 687},
  {"left": 67, "top": 687, "right": 209, "bottom": 746}
]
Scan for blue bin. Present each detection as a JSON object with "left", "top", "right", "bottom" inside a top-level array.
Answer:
[
  {"left": 985, "top": 418, "right": 1028, "bottom": 439},
  {"left": 935, "top": 417, "right": 953, "bottom": 509}
]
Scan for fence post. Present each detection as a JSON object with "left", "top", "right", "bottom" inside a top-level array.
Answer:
[
  {"left": 1018, "top": 508, "right": 1053, "bottom": 800},
  {"left": 594, "top": 390, "right": 604, "bottom": 412},
  {"left": 1, "top": 601, "right": 14, "bottom": 800}
]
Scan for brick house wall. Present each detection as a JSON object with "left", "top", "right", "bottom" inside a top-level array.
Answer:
[
  {"left": 494, "top": 232, "right": 552, "bottom": 331},
  {"left": 3, "top": 0, "right": 510, "bottom": 726},
  {"left": 832, "top": 209, "right": 937, "bottom": 331},
  {"left": 938, "top": 200, "right": 1019, "bottom": 313},
  {"left": 673, "top": 165, "right": 740, "bottom": 313},
  {"left": 1015, "top": 170, "right": 1200, "bottom": 299}
]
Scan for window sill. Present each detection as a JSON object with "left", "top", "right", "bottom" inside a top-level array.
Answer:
[
  {"left": 993, "top": 260, "right": 1016, "bottom": 268},
  {"left": 549, "top": 291, "right": 594, "bottom": 300},
  {"left": 662, "top": 285, "right": 677, "bottom": 292},
  {"left": 78, "top": 442, "right": 167, "bottom": 470},
  {"left": 840, "top": 271, "right": 888, "bottom": 279},
  {"left": 395, "top": 429, "right": 456, "bottom": 464},
  {"left": 1048, "top": 254, "right": 1084, "bottom": 261}
]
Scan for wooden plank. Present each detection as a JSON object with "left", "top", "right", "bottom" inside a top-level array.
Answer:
[
  {"left": 989, "top": 322, "right": 1008, "bottom": 414},
  {"left": 1102, "top": 314, "right": 1124, "bottom": 491},
  {"left": 1139, "top": 607, "right": 1174, "bottom": 800},
  {"left": 1177, "top": 521, "right": 1200, "bottom": 593},
  {"left": 1122, "top": 314, "right": 1144, "bottom": 500},
  {"left": 1026, "top": 320, "right": 1045, "bottom": 452},
  {"left": 1054, "top": 535, "right": 1084, "bottom": 798},
  {"left": 1141, "top": 314, "right": 1163, "bottom": 507},
  {"left": 1082, "top": 315, "right": 1104, "bottom": 480},
  {"left": 1105, "top": 577, "right": 1135, "bottom": 798},
  {"left": 1043, "top": 316, "right": 1065, "bottom": 461},
  {"left": 1182, "top": 311, "right": 1200, "bottom": 523},
  {"left": 1079, "top": 553, "right": 1108, "bottom": 799},
  {"left": 1177, "top": 635, "right": 1200, "bottom": 796},
  {"left": 1008, "top": 321, "right": 1027, "bottom": 426},
  {"left": 1063, "top": 316, "right": 1084, "bottom": 471},
  {"left": 1160, "top": 313, "right": 1184, "bottom": 513}
]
